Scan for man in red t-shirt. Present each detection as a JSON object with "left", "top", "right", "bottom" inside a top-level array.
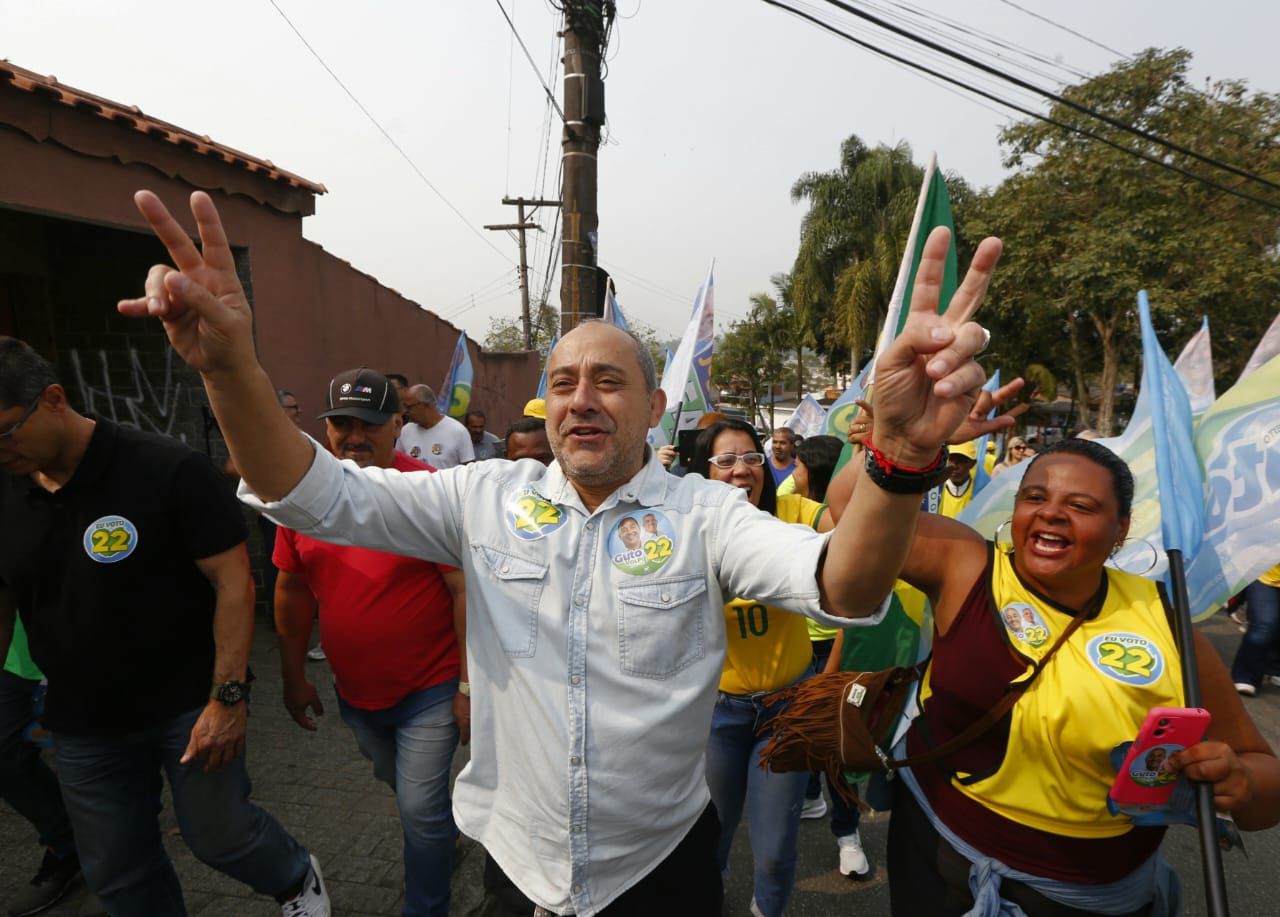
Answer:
[{"left": 273, "top": 369, "right": 467, "bottom": 917}]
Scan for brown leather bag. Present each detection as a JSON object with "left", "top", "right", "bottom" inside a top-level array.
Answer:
[{"left": 759, "top": 611, "right": 1087, "bottom": 804}]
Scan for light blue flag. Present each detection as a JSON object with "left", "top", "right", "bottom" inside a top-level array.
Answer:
[
  {"left": 971, "top": 369, "right": 1001, "bottom": 496},
  {"left": 436, "top": 332, "right": 474, "bottom": 419},
  {"left": 824, "top": 364, "right": 870, "bottom": 438},
  {"left": 604, "top": 285, "right": 631, "bottom": 332},
  {"left": 535, "top": 334, "right": 559, "bottom": 400},
  {"left": 1139, "top": 290, "right": 1205, "bottom": 560},
  {"left": 960, "top": 344, "right": 1280, "bottom": 620}
]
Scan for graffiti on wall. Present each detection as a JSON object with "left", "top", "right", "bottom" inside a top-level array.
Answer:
[{"left": 70, "top": 344, "right": 187, "bottom": 442}]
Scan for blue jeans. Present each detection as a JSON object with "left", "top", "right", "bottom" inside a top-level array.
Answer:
[
  {"left": 706, "top": 685, "right": 810, "bottom": 917},
  {"left": 1232, "top": 579, "right": 1280, "bottom": 688},
  {"left": 53, "top": 706, "right": 309, "bottom": 917},
  {"left": 0, "top": 671, "right": 75, "bottom": 858},
  {"left": 337, "top": 682, "right": 459, "bottom": 917}
]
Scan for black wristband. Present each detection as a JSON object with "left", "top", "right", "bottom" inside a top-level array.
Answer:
[{"left": 863, "top": 444, "right": 951, "bottom": 494}]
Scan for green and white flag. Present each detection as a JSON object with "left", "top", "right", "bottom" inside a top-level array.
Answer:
[{"left": 868, "top": 153, "right": 958, "bottom": 383}]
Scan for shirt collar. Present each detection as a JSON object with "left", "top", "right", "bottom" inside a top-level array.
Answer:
[
  {"left": 26, "top": 415, "right": 115, "bottom": 495},
  {"left": 542, "top": 446, "right": 669, "bottom": 514}
]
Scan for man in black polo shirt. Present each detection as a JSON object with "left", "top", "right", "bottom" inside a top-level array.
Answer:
[{"left": 0, "top": 337, "right": 329, "bottom": 917}]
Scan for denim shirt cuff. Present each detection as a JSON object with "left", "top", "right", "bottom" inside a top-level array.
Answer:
[{"left": 237, "top": 437, "right": 340, "bottom": 531}]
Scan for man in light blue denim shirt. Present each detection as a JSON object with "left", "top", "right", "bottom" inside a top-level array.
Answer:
[{"left": 119, "top": 190, "right": 1000, "bottom": 917}]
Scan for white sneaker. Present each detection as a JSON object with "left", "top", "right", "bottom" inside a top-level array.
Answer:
[
  {"left": 838, "top": 830, "right": 872, "bottom": 880},
  {"left": 306, "top": 644, "right": 327, "bottom": 662},
  {"left": 280, "top": 854, "right": 330, "bottom": 917},
  {"left": 1235, "top": 682, "right": 1257, "bottom": 697},
  {"left": 800, "top": 795, "right": 828, "bottom": 820}
]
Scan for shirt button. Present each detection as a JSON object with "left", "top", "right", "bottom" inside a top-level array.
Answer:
[
  {"left": 572, "top": 824, "right": 584, "bottom": 833},
  {"left": 570, "top": 755, "right": 581, "bottom": 766},
  {"left": 660, "top": 593, "right": 670, "bottom": 603},
  {"left": 574, "top": 595, "right": 585, "bottom": 606},
  {"left": 570, "top": 675, "right": 582, "bottom": 685},
  {"left": 572, "top": 884, "right": 583, "bottom": 895},
  {"left": 500, "top": 565, "right": 510, "bottom": 574},
  {"left": 585, "top": 522, "right": 595, "bottom": 532}
]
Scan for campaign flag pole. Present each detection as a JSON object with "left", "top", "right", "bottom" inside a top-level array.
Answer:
[{"left": 1138, "top": 290, "right": 1228, "bottom": 917}]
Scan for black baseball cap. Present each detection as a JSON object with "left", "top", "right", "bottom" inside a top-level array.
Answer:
[{"left": 318, "top": 368, "right": 400, "bottom": 424}]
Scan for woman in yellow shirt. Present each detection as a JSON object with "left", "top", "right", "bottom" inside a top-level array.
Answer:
[{"left": 690, "top": 419, "right": 832, "bottom": 917}]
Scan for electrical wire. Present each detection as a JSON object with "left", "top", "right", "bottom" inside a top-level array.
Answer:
[
  {"left": 994, "top": 0, "right": 1129, "bottom": 61},
  {"left": 494, "top": 0, "right": 566, "bottom": 120},
  {"left": 761, "top": 0, "right": 1280, "bottom": 212},
  {"left": 265, "top": 0, "right": 514, "bottom": 264},
  {"left": 817, "top": 0, "right": 1280, "bottom": 195}
]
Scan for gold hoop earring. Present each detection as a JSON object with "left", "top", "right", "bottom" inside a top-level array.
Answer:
[
  {"left": 1106, "top": 536, "right": 1160, "bottom": 576},
  {"left": 993, "top": 519, "right": 1014, "bottom": 555}
]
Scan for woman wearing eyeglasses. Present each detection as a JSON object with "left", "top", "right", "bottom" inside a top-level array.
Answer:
[
  {"left": 689, "top": 419, "right": 834, "bottom": 917},
  {"left": 990, "top": 435, "right": 1030, "bottom": 478}
]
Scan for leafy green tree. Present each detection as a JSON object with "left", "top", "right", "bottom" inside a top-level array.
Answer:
[
  {"left": 715, "top": 293, "right": 795, "bottom": 426},
  {"left": 970, "top": 49, "right": 1280, "bottom": 433}
]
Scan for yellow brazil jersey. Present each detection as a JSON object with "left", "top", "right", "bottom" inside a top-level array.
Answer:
[
  {"left": 720, "top": 494, "right": 824, "bottom": 694},
  {"left": 925, "top": 549, "right": 1184, "bottom": 838},
  {"left": 1260, "top": 562, "right": 1280, "bottom": 588}
]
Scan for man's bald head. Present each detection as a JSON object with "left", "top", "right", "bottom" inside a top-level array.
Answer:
[{"left": 557, "top": 320, "right": 657, "bottom": 394}]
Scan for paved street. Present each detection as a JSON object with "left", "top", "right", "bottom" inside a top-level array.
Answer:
[{"left": 2, "top": 612, "right": 1277, "bottom": 916}]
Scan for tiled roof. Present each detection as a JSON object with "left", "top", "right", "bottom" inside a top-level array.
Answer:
[{"left": 0, "top": 59, "right": 326, "bottom": 195}]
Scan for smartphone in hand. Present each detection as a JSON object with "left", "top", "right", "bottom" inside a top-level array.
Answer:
[{"left": 1109, "top": 706, "right": 1212, "bottom": 811}]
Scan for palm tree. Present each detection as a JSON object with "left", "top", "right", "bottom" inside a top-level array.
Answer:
[{"left": 790, "top": 136, "right": 923, "bottom": 373}]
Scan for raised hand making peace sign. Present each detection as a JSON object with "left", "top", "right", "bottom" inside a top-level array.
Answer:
[
  {"left": 869, "top": 226, "right": 1002, "bottom": 467},
  {"left": 118, "top": 190, "right": 314, "bottom": 501},
  {"left": 117, "top": 190, "right": 256, "bottom": 377}
]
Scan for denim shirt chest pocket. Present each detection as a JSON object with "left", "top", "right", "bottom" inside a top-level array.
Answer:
[
  {"left": 473, "top": 543, "right": 548, "bottom": 657},
  {"left": 616, "top": 573, "right": 708, "bottom": 679}
]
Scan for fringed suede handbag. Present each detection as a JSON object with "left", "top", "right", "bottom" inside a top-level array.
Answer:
[{"left": 759, "top": 611, "right": 1087, "bottom": 804}]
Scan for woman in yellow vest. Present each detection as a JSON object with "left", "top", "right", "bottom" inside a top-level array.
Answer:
[
  {"left": 690, "top": 419, "right": 833, "bottom": 917},
  {"left": 805, "top": 225, "right": 1279, "bottom": 915}
]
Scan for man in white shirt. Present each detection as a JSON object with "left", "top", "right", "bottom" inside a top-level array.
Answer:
[
  {"left": 119, "top": 190, "right": 999, "bottom": 917},
  {"left": 397, "top": 384, "right": 474, "bottom": 468}
]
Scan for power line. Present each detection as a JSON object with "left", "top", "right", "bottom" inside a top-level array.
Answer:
[
  {"left": 994, "top": 0, "right": 1129, "bottom": 61},
  {"left": 265, "top": 0, "right": 514, "bottom": 264},
  {"left": 494, "top": 0, "right": 566, "bottom": 120},
  {"left": 818, "top": 0, "right": 1280, "bottom": 195},
  {"left": 760, "top": 0, "right": 1280, "bottom": 212}
]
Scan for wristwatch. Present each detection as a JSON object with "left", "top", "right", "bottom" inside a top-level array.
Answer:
[{"left": 212, "top": 680, "right": 250, "bottom": 705}]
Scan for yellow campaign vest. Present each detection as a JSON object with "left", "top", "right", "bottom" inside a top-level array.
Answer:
[
  {"left": 936, "top": 550, "right": 1184, "bottom": 838},
  {"left": 938, "top": 476, "right": 975, "bottom": 519},
  {"left": 720, "top": 495, "right": 824, "bottom": 694}
]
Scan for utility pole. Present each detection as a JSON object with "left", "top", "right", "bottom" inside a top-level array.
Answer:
[
  {"left": 486, "top": 197, "right": 560, "bottom": 350},
  {"left": 559, "top": 0, "right": 613, "bottom": 334}
]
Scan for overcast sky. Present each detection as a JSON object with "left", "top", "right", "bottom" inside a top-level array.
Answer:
[{"left": 4, "top": 0, "right": 1277, "bottom": 353}]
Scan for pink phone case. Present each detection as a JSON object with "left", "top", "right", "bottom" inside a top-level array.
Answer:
[{"left": 1109, "top": 706, "right": 1212, "bottom": 809}]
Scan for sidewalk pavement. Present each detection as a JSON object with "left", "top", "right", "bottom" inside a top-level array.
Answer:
[{"left": 2, "top": 613, "right": 1278, "bottom": 915}]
